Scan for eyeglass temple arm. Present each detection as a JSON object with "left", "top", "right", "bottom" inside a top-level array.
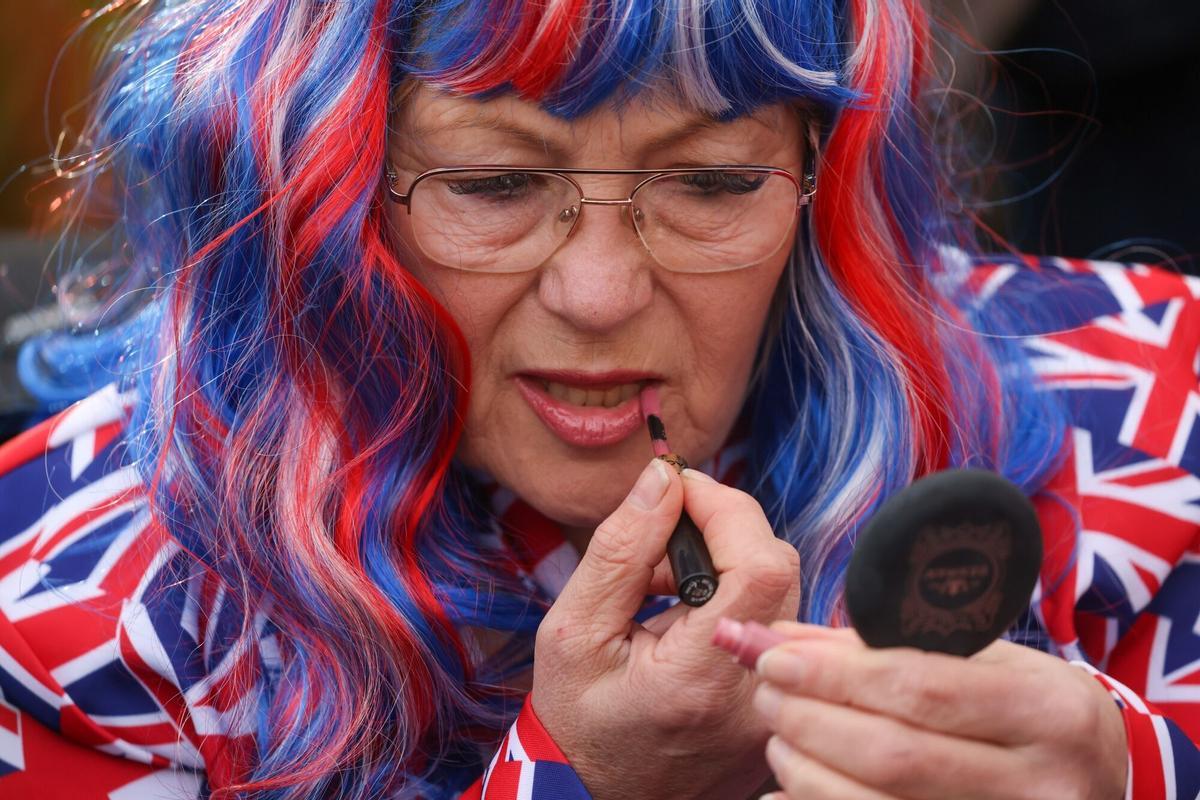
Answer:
[{"left": 384, "top": 170, "right": 411, "bottom": 206}]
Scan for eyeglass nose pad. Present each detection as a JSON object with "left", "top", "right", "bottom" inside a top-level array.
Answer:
[{"left": 557, "top": 204, "right": 580, "bottom": 238}]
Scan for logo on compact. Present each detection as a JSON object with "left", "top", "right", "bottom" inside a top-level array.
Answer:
[
  {"left": 919, "top": 548, "right": 995, "bottom": 609},
  {"left": 901, "top": 522, "right": 1011, "bottom": 638}
]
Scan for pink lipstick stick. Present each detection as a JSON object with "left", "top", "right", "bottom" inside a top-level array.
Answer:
[
  {"left": 712, "top": 618, "right": 788, "bottom": 669},
  {"left": 639, "top": 386, "right": 718, "bottom": 606}
]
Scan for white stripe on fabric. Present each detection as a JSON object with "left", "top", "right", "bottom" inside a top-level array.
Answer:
[
  {"left": 47, "top": 383, "right": 134, "bottom": 449},
  {"left": 50, "top": 639, "right": 122, "bottom": 687},
  {"left": 1151, "top": 715, "right": 1178, "bottom": 800},
  {"left": 71, "top": 427, "right": 97, "bottom": 480},
  {"left": 506, "top": 719, "right": 530, "bottom": 762},
  {"left": 104, "top": 767, "right": 206, "bottom": 800},
  {"left": 516, "top": 761, "right": 535, "bottom": 800},
  {"left": 0, "top": 643, "right": 65, "bottom": 709}
]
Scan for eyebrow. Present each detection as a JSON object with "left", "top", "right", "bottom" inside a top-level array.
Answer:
[
  {"left": 639, "top": 117, "right": 724, "bottom": 155},
  {"left": 412, "top": 113, "right": 733, "bottom": 160},
  {"left": 411, "top": 116, "right": 567, "bottom": 158}
]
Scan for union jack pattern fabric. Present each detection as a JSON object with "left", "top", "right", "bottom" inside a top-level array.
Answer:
[{"left": 2, "top": 256, "right": 1200, "bottom": 799}]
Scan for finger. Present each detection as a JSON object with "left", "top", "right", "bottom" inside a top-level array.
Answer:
[
  {"left": 666, "top": 470, "right": 801, "bottom": 635},
  {"left": 678, "top": 469, "right": 784, "bottom": 572},
  {"left": 647, "top": 555, "right": 677, "bottom": 597},
  {"left": 755, "top": 638, "right": 1055, "bottom": 743},
  {"left": 768, "top": 621, "right": 860, "bottom": 645},
  {"left": 549, "top": 460, "right": 681, "bottom": 640},
  {"left": 764, "top": 736, "right": 901, "bottom": 800},
  {"left": 641, "top": 602, "right": 688, "bottom": 636},
  {"left": 756, "top": 688, "right": 1020, "bottom": 800}
]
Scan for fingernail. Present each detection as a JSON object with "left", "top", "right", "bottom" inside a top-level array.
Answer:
[
  {"left": 682, "top": 468, "right": 716, "bottom": 483},
  {"left": 764, "top": 735, "right": 797, "bottom": 772},
  {"left": 754, "top": 684, "right": 783, "bottom": 724},
  {"left": 757, "top": 647, "right": 806, "bottom": 686},
  {"left": 629, "top": 459, "right": 670, "bottom": 510}
]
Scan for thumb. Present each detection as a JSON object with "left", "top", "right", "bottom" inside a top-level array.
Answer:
[{"left": 550, "top": 459, "right": 682, "bottom": 641}]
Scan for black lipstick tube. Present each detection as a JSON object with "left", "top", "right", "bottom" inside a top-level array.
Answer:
[{"left": 646, "top": 415, "right": 718, "bottom": 606}]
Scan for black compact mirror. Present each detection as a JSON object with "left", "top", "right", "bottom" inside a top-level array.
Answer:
[{"left": 845, "top": 469, "right": 1044, "bottom": 657}]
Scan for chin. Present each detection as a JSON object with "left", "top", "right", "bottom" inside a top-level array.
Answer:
[{"left": 508, "top": 468, "right": 633, "bottom": 529}]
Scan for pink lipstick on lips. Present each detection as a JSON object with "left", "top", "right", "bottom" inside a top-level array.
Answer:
[{"left": 515, "top": 370, "right": 659, "bottom": 449}]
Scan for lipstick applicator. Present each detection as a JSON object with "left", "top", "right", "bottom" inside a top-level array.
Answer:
[{"left": 639, "top": 386, "right": 718, "bottom": 607}]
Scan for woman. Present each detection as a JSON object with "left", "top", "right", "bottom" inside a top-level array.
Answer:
[{"left": 0, "top": 0, "right": 1196, "bottom": 798}]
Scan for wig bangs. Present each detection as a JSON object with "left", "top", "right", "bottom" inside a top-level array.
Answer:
[{"left": 396, "top": 0, "right": 854, "bottom": 119}]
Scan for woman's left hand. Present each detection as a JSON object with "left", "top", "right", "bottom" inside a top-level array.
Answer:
[{"left": 752, "top": 622, "right": 1128, "bottom": 800}]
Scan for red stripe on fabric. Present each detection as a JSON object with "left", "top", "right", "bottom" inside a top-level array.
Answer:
[
  {"left": 29, "top": 486, "right": 143, "bottom": 561},
  {"left": 14, "top": 523, "right": 164, "bottom": 674},
  {"left": 59, "top": 704, "right": 119, "bottom": 748},
  {"left": 513, "top": 694, "right": 569, "bottom": 763},
  {"left": 1112, "top": 465, "right": 1192, "bottom": 488},
  {"left": 0, "top": 412, "right": 60, "bottom": 476},
  {"left": 1031, "top": 449, "right": 1081, "bottom": 645},
  {"left": 1080, "top": 498, "right": 1196, "bottom": 561},
  {"left": 0, "top": 709, "right": 163, "bottom": 797},
  {"left": 0, "top": 610, "right": 64, "bottom": 699},
  {"left": 1074, "top": 612, "right": 1110, "bottom": 665},
  {"left": 1105, "top": 615, "right": 1157, "bottom": 698},
  {"left": 117, "top": 620, "right": 201, "bottom": 749},
  {"left": 15, "top": 602, "right": 124, "bottom": 673},
  {"left": 0, "top": 616, "right": 153, "bottom": 754},
  {"left": 1123, "top": 707, "right": 1168, "bottom": 799},
  {"left": 91, "top": 419, "right": 124, "bottom": 459},
  {"left": 0, "top": 701, "right": 16, "bottom": 732},
  {"left": 479, "top": 728, "right": 513, "bottom": 798},
  {"left": 481, "top": 760, "right": 523, "bottom": 800}
]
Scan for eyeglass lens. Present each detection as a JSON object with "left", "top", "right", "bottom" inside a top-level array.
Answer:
[{"left": 406, "top": 170, "right": 800, "bottom": 273}]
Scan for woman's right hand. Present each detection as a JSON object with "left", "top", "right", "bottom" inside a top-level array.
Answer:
[{"left": 531, "top": 459, "right": 802, "bottom": 800}]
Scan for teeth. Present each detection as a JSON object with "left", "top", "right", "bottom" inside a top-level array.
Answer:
[
  {"left": 542, "top": 380, "right": 645, "bottom": 408},
  {"left": 566, "top": 386, "right": 588, "bottom": 405}
]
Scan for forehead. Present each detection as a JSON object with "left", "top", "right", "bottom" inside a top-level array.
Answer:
[{"left": 393, "top": 83, "right": 806, "bottom": 161}]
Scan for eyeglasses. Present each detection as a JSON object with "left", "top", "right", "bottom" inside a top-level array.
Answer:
[{"left": 384, "top": 164, "right": 816, "bottom": 274}]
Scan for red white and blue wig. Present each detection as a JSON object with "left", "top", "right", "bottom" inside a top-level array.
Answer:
[{"left": 20, "top": 1, "right": 1067, "bottom": 796}]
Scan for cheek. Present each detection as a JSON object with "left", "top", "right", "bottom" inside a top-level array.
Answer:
[{"left": 667, "top": 261, "right": 788, "bottom": 458}]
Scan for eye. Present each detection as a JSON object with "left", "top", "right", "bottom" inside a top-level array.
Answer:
[
  {"left": 446, "top": 172, "right": 541, "bottom": 199},
  {"left": 678, "top": 171, "right": 768, "bottom": 195}
]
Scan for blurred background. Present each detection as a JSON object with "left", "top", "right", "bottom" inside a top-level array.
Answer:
[{"left": 0, "top": 0, "right": 1198, "bottom": 440}]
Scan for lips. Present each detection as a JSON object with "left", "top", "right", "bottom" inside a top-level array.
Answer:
[{"left": 514, "top": 370, "right": 661, "bottom": 448}]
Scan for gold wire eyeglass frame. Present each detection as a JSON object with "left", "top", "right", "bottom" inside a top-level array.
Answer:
[{"left": 383, "top": 162, "right": 818, "bottom": 272}]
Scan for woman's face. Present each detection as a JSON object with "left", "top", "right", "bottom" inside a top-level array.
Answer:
[{"left": 388, "top": 85, "right": 807, "bottom": 535}]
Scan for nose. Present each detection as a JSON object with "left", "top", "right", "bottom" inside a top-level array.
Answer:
[{"left": 537, "top": 190, "right": 655, "bottom": 335}]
